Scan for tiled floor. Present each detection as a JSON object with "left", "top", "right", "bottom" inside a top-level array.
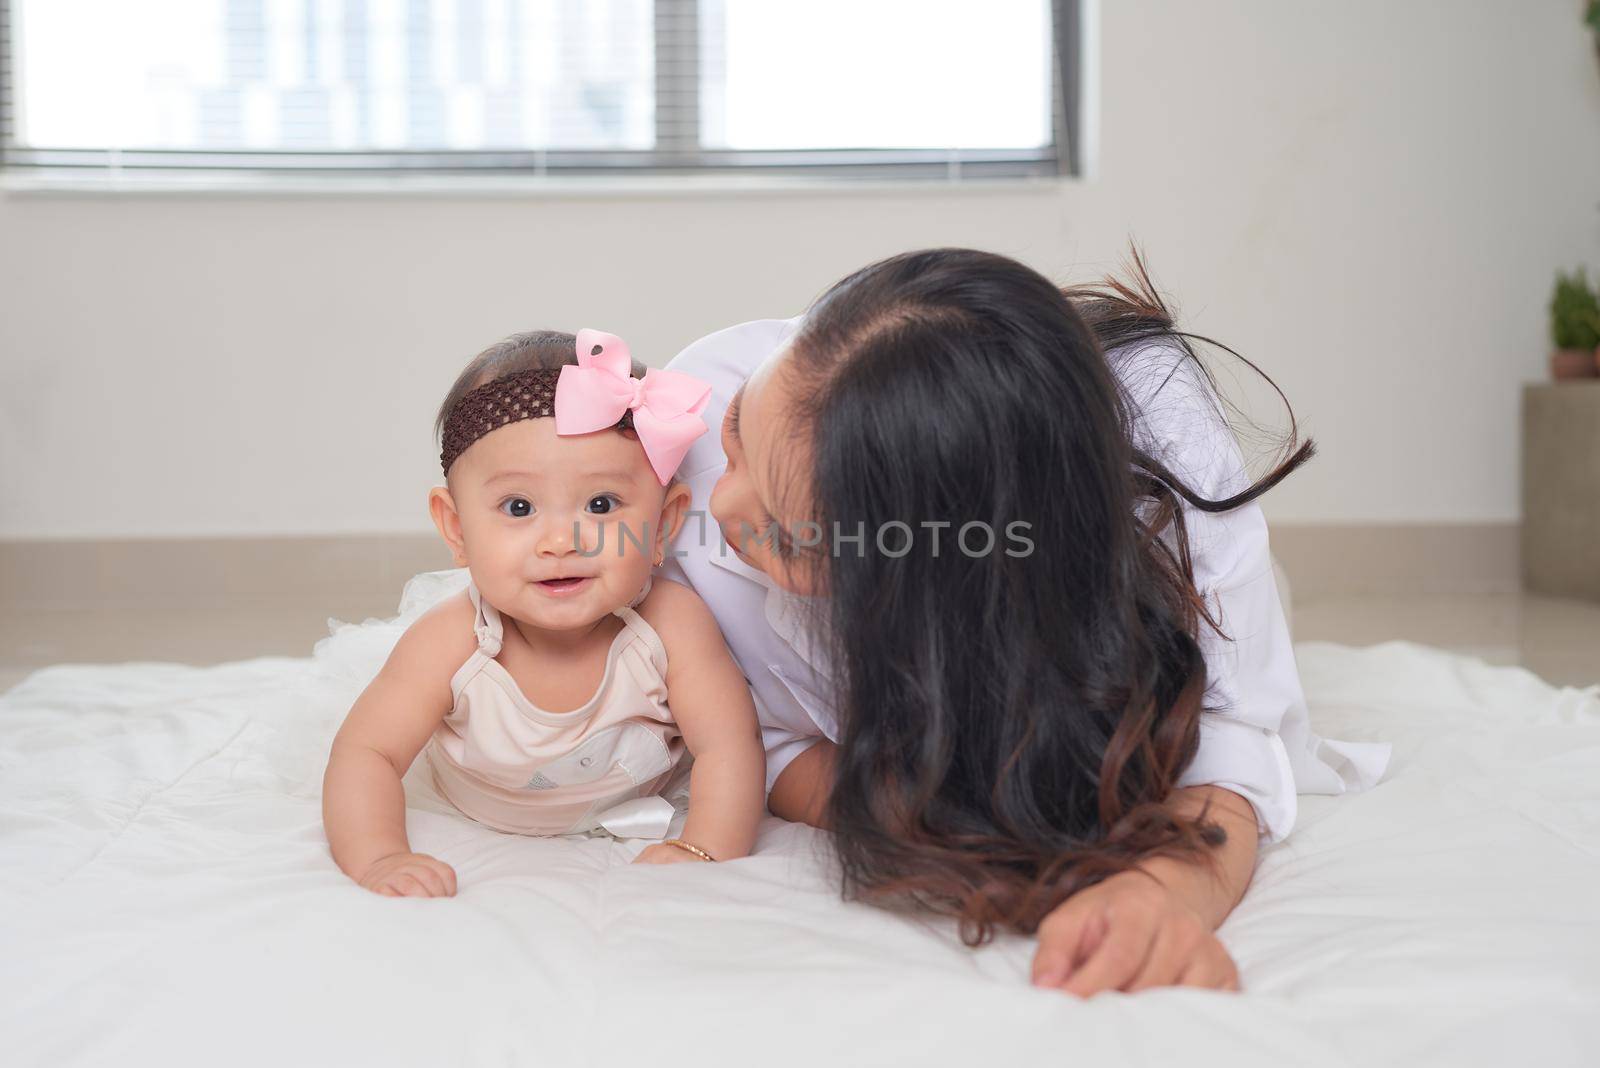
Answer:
[{"left": 2, "top": 588, "right": 1596, "bottom": 695}]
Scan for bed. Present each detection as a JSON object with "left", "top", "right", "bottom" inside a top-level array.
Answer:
[{"left": 2, "top": 569, "right": 1597, "bottom": 1067}]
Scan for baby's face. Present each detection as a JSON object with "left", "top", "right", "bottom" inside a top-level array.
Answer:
[{"left": 444, "top": 418, "right": 672, "bottom": 632}]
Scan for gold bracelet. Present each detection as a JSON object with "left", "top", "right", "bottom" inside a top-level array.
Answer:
[{"left": 661, "top": 838, "right": 716, "bottom": 862}]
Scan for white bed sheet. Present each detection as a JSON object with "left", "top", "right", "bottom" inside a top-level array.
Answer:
[{"left": 2, "top": 571, "right": 1597, "bottom": 1068}]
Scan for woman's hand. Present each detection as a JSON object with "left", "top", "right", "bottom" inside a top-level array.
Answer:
[
  {"left": 358, "top": 852, "right": 458, "bottom": 897},
  {"left": 1031, "top": 785, "right": 1260, "bottom": 995},
  {"left": 633, "top": 842, "right": 710, "bottom": 865},
  {"left": 1030, "top": 868, "right": 1239, "bottom": 995}
]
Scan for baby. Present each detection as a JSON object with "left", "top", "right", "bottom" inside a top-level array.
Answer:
[{"left": 323, "top": 329, "right": 766, "bottom": 896}]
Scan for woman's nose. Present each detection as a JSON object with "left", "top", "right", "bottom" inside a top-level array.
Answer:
[{"left": 708, "top": 472, "right": 735, "bottom": 528}]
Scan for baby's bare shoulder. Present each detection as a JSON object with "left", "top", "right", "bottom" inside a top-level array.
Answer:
[
  {"left": 381, "top": 589, "right": 479, "bottom": 684},
  {"left": 635, "top": 575, "right": 713, "bottom": 627},
  {"left": 634, "top": 577, "right": 728, "bottom": 658}
]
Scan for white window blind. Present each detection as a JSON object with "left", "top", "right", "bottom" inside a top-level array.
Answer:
[{"left": 0, "top": 0, "right": 1081, "bottom": 179}]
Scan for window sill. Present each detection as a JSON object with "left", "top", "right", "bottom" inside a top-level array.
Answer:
[{"left": 0, "top": 168, "right": 1075, "bottom": 200}]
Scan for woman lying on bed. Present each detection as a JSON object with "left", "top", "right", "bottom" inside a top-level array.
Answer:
[{"left": 657, "top": 247, "right": 1389, "bottom": 997}]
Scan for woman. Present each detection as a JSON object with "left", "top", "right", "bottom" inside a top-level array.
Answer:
[{"left": 656, "top": 248, "right": 1388, "bottom": 995}]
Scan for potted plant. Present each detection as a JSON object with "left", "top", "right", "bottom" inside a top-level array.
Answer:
[{"left": 1549, "top": 268, "right": 1600, "bottom": 380}]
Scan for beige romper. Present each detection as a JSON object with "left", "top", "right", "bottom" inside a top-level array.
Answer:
[{"left": 422, "top": 577, "right": 686, "bottom": 837}]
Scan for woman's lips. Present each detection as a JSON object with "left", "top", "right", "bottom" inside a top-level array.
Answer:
[{"left": 535, "top": 577, "right": 593, "bottom": 597}]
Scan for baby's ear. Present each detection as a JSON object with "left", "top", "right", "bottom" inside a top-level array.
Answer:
[
  {"left": 428, "top": 485, "right": 469, "bottom": 567},
  {"left": 654, "top": 481, "right": 693, "bottom": 562}
]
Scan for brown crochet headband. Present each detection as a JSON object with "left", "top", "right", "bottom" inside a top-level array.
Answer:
[{"left": 439, "top": 368, "right": 633, "bottom": 474}]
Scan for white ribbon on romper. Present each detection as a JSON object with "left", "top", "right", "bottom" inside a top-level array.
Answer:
[{"left": 592, "top": 794, "right": 677, "bottom": 840}]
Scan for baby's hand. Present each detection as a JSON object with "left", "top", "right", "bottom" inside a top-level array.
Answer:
[
  {"left": 358, "top": 852, "right": 458, "bottom": 897},
  {"left": 633, "top": 843, "right": 709, "bottom": 865}
]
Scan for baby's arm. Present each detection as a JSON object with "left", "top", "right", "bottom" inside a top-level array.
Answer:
[
  {"left": 635, "top": 579, "right": 765, "bottom": 863},
  {"left": 322, "top": 592, "right": 476, "bottom": 896}
]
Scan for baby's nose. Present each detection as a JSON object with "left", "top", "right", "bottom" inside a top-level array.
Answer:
[{"left": 535, "top": 517, "right": 577, "bottom": 555}]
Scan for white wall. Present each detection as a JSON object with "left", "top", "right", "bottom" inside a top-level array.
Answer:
[{"left": 4, "top": 0, "right": 1599, "bottom": 539}]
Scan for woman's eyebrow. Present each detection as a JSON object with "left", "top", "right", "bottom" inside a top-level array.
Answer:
[{"left": 727, "top": 386, "right": 745, "bottom": 441}]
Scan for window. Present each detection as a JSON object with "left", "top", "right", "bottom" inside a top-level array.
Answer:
[{"left": 0, "top": 0, "right": 1081, "bottom": 181}]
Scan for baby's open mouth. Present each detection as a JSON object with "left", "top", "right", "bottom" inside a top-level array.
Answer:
[{"left": 536, "top": 577, "right": 592, "bottom": 595}]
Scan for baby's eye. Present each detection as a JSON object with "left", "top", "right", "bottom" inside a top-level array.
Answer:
[
  {"left": 500, "top": 497, "right": 533, "bottom": 518},
  {"left": 586, "top": 494, "right": 622, "bottom": 515}
]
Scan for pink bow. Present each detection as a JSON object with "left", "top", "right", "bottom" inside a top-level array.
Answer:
[{"left": 554, "top": 329, "right": 712, "bottom": 485}]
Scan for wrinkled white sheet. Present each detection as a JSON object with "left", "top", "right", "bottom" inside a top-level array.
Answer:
[{"left": 2, "top": 571, "right": 1597, "bottom": 1067}]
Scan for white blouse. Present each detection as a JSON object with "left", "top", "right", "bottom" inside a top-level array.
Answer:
[{"left": 657, "top": 317, "right": 1389, "bottom": 843}]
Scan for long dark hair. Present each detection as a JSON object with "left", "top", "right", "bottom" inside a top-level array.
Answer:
[{"left": 779, "top": 248, "right": 1312, "bottom": 944}]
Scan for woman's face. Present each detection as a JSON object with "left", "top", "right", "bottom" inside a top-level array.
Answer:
[{"left": 708, "top": 345, "right": 822, "bottom": 597}]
